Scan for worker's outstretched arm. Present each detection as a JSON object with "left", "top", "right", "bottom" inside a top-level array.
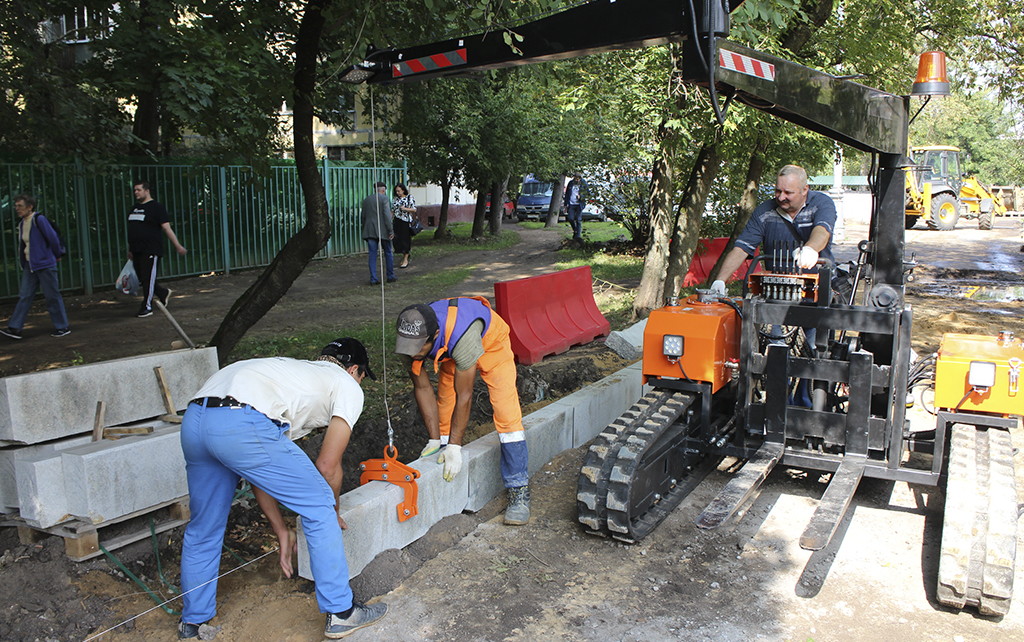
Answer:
[
  {"left": 317, "top": 416, "right": 352, "bottom": 528},
  {"left": 713, "top": 246, "right": 751, "bottom": 287},
  {"left": 411, "top": 366, "right": 441, "bottom": 440},
  {"left": 252, "top": 486, "right": 297, "bottom": 577}
]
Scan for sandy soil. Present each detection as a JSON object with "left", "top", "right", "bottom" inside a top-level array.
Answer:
[{"left": 2, "top": 216, "right": 1023, "bottom": 642}]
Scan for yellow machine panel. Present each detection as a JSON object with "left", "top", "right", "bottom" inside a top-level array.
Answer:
[
  {"left": 935, "top": 332, "right": 1024, "bottom": 416},
  {"left": 642, "top": 295, "right": 740, "bottom": 393}
]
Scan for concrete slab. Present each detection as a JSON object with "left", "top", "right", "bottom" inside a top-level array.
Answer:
[
  {"left": 61, "top": 426, "right": 187, "bottom": 525},
  {"left": 298, "top": 450, "right": 469, "bottom": 580},
  {"left": 0, "top": 348, "right": 218, "bottom": 446},
  {"left": 564, "top": 361, "right": 645, "bottom": 447},
  {"left": 15, "top": 452, "right": 70, "bottom": 528},
  {"left": 0, "top": 434, "right": 93, "bottom": 512},
  {"left": 604, "top": 319, "right": 647, "bottom": 361}
]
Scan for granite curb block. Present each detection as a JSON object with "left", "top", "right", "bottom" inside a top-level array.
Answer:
[
  {"left": 14, "top": 421, "right": 182, "bottom": 529},
  {"left": 0, "top": 347, "right": 218, "bottom": 446},
  {"left": 604, "top": 319, "right": 648, "bottom": 361},
  {"left": 297, "top": 360, "right": 643, "bottom": 581}
]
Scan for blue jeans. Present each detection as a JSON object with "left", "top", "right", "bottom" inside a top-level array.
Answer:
[
  {"left": 366, "top": 238, "right": 394, "bottom": 283},
  {"left": 179, "top": 403, "right": 353, "bottom": 623},
  {"left": 565, "top": 204, "right": 582, "bottom": 238},
  {"left": 8, "top": 266, "right": 69, "bottom": 331}
]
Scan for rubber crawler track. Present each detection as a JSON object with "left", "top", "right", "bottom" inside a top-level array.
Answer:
[
  {"left": 576, "top": 390, "right": 681, "bottom": 535},
  {"left": 937, "top": 424, "right": 1018, "bottom": 615},
  {"left": 578, "top": 390, "right": 716, "bottom": 542}
]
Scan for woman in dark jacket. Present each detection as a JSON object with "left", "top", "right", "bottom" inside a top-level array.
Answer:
[{"left": 391, "top": 183, "right": 417, "bottom": 269}]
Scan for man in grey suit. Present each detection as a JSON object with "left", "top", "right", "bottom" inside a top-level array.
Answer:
[{"left": 360, "top": 181, "right": 396, "bottom": 285}]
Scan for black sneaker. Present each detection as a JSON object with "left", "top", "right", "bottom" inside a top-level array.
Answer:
[
  {"left": 137, "top": 309, "right": 153, "bottom": 318},
  {"left": 0, "top": 327, "right": 22, "bottom": 340},
  {"left": 177, "top": 620, "right": 200, "bottom": 639},
  {"left": 178, "top": 619, "right": 218, "bottom": 640},
  {"left": 51, "top": 328, "right": 71, "bottom": 338},
  {"left": 324, "top": 602, "right": 388, "bottom": 639},
  {"left": 159, "top": 289, "right": 173, "bottom": 308},
  {"left": 387, "top": 277, "right": 398, "bottom": 283}
]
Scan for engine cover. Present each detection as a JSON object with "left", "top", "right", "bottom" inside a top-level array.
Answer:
[{"left": 642, "top": 295, "right": 740, "bottom": 393}]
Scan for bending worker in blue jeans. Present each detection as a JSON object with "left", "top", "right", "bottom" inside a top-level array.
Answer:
[
  {"left": 178, "top": 338, "right": 387, "bottom": 640},
  {"left": 395, "top": 297, "right": 531, "bottom": 525}
]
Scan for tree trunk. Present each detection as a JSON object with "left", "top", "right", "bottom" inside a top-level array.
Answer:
[
  {"left": 471, "top": 182, "right": 489, "bottom": 238},
  {"left": 545, "top": 173, "right": 566, "bottom": 228},
  {"left": 705, "top": 140, "right": 767, "bottom": 285},
  {"left": 631, "top": 126, "right": 676, "bottom": 318},
  {"left": 663, "top": 141, "right": 723, "bottom": 299},
  {"left": 489, "top": 174, "right": 509, "bottom": 236},
  {"left": 132, "top": 87, "right": 161, "bottom": 155},
  {"left": 781, "top": 0, "right": 835, "bottom": 54},
  {"left": 209, "top": 0, "right": 333, "bottom": 364},
  {"left": 435, "top": 172, "right": 451, "bottom": 239}
]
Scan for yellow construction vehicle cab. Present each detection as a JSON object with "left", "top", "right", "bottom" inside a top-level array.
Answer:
[{"left": 905, "top": 145, "right": 1006, "bottom": 230}]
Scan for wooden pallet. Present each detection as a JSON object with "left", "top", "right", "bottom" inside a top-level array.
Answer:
[{"left": 16, "top": 496, "right": 190, "bottom": 561}]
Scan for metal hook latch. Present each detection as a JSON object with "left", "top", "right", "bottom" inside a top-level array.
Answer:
[{"left": 1008, "top": 358, "right": 1021, "bottom": 395}]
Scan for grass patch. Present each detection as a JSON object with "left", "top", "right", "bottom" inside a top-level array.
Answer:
[
  {"left": 555, "top": 250, "right": 644, "bottom": 284},
  {"left": 409, "top": 223, "right": 520, "bottom": 260}
]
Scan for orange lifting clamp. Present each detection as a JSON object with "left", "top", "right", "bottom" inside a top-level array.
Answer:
[{"left": 359, "top": 446, "right": 421, "bottom": 522}]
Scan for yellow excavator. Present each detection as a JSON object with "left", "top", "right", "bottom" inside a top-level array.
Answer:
[{"left": 905, "top": 144, "right": 1007, "bottom": 230}]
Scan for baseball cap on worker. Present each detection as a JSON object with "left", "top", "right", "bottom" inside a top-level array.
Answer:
[
  {"left": 395, "top": 304, "right": 439, "bottom": 356},
  {"left": 321, "top": 337, "right": 377, "bottom": 380}
]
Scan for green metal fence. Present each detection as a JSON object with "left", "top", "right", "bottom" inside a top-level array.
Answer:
[{"left": 0, "top": 159, "right": 406, "bottom": 300}]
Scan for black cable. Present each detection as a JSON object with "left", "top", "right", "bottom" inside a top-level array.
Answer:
[{"left": 677, "top": 360, "right": 694, "bottom": 383}]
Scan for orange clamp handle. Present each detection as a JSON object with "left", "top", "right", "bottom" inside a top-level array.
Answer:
[{"left": 359, "top": 446, "right": 421, "bottom": 522}]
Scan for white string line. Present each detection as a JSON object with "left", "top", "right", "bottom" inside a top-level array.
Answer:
[
  {"left": 82, "top": 548, "right": 278, "bottom": 642},
  {"left": 368, "top": 85, "right": 395, "bottom": 446}
]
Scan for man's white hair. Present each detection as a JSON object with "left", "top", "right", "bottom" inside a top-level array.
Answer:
[{"left": 777, "top": 164, "right": 808, "bottom": 188}]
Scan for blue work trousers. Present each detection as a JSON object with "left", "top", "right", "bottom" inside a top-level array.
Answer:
[
  {"left": 366, "top": 238, "right": 394, "bottom": 283},
  {"left": 8, "top": 266, "right": 69, "bottom": 331},
  {"left": 179, "top": 402, "right": 352, "bottom": 624},
  {"left": 565, "top": 203, "right": 582, "bottom": 238}
]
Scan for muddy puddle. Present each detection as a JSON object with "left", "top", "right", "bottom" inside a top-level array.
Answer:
[{"left": 918, "top": 282, "right": 1024, "bottom": 302}]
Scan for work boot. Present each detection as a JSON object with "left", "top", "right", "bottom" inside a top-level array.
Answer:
[
  {"left": 324, "top": 601, "right": 388, "bottom": 639},
  {"left": 504, "top": 485, "right": 531, "bottom": 525},
  {"left": 178, "top": 619, "right": 219, "bottom": 640}
]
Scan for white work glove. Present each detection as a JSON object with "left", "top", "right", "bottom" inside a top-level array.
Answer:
[
  {"left": 710, "top": 280, "right": 726, "bottom": 295},
  {"left": 794, "top": 245, "right": 819, "bottom": 270},
  {"left": 438, "top": 444, "right": 463, "bottom": 482},
  {"left": 420, "top": 439, "right": 441, "bottom": 458}
]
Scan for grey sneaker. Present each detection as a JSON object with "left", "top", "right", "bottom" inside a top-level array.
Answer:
[
  {"left": 178, "top": 620, "right": 220, "bottom": 640},
  {"left": 504, "top": 485, "right": 531, "bottom": 525},
  {"left": 325, "top": 602, "right": 388, "bottom": 639}
]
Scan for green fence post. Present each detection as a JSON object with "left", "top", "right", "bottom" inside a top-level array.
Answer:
[
  {"left": 219, "top": 166, "right": 230, "bottom": 274},
  {"left": 74, "top": 158, "right": 94, "bottom": 294}
]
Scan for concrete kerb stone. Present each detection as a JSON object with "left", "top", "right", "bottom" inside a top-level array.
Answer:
[
  {"left": 1, "top": 434, "right": 93, "bottom": 512},
  {"left": 297, "top": 361, "right": 643, "bottom": 582},
  {"left": 14, "top": 422, "right": 184, "bottom": 529},
  {"left": 604, "top": 319, "right": 648, "bottom": 361},
  {"left": 0, "top": 347, "right": 218, "bottom": 446},
  {"left": 298, "top": 451, "right": 469, "bottom": 580}
]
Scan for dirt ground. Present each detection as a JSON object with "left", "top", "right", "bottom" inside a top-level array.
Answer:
[{"left": 2, "top": 216, "right": 1023, "bottom": 642}]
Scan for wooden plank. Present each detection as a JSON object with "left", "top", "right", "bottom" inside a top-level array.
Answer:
[
  {"left": 64, "top": 530, "right": 99, "bottom": 559},
  {"left": 103, "top": 426, "right": 155, "bottom": 438},
  {"left": 66, "top": 518, "right": 187, "bottom": 562},
  {"left": 153, "top": 366, "right": 176, "bottom": 415},
  {"left": 91, "top": 401, "right": 106, "bottom": 442},
  {"left": 799, "top": 454, "right": 866, "bottom": 551},
  {"left": 17, "top": 524, "right": 49, "bottom": 545},
  {"left": 696, "top": 441, "right": 784, "bottom": 530}
]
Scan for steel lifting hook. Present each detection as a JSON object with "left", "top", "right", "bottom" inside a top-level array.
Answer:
[{"left": 359, "top": 446, "right": 421, "bottom": 522}]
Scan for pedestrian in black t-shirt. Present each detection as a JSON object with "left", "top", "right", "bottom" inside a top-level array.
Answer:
[{"left": 127, "top": 181, "right": 187, "bottom": 318}]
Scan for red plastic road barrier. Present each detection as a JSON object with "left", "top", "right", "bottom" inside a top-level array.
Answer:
[
  {"left": 494, "top": 266, "right": 609, "bottom": 365},
  {"left": 682, "top": 237, "right": 760, "bottom": 288}
]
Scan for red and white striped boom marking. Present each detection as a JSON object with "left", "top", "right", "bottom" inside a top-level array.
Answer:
[
  {"left": 718, "top": 50, "right": 775, "bottom": 81},
  {"left": 393, "top": 48, "right": 468, "bottom": 78}
]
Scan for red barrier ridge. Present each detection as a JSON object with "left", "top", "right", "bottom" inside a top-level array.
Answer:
[
  {"left": 682, "top": 237, "right": 760, "bottom": 288},
  {"left": 494, "top": 266, "right": 609, "bottom": 365}
]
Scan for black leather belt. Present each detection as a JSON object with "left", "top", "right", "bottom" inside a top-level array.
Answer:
[{"left": 193, "top": 396, "right": 246, "bottom": 408}]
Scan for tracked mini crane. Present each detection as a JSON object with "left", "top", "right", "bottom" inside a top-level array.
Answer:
[{"left": 341, "top": 0, "right": 1020, "bottom": 615}]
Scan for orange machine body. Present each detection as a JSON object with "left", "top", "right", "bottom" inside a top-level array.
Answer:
[
  {"left": 642, "top": 295, "right": 740, "bottom": 393},
  {"left": 935, "top": 333, "right": 1024, "bottom": 416}
]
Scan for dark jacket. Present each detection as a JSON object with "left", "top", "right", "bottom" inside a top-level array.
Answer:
[
  {"left": 17, "top": 213, "right": 63, "bottom": 272},
  {"left": 562, "top": 179, "right": 590, "bottom": 208},
  {"left": 361, "top": 192, "right": 394, "bottom": 241}
]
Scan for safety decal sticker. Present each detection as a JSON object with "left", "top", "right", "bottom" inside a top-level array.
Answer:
[
  {"left": 718, "top": 50, "right": 776, "bottom": 81},
  {"left": 393, "top": 48, "right": 468, "bottom": 78}
]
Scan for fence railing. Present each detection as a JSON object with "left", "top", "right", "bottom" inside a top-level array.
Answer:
[{"left": 1, "top": 159, "right": 406, "bottom": 300}]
